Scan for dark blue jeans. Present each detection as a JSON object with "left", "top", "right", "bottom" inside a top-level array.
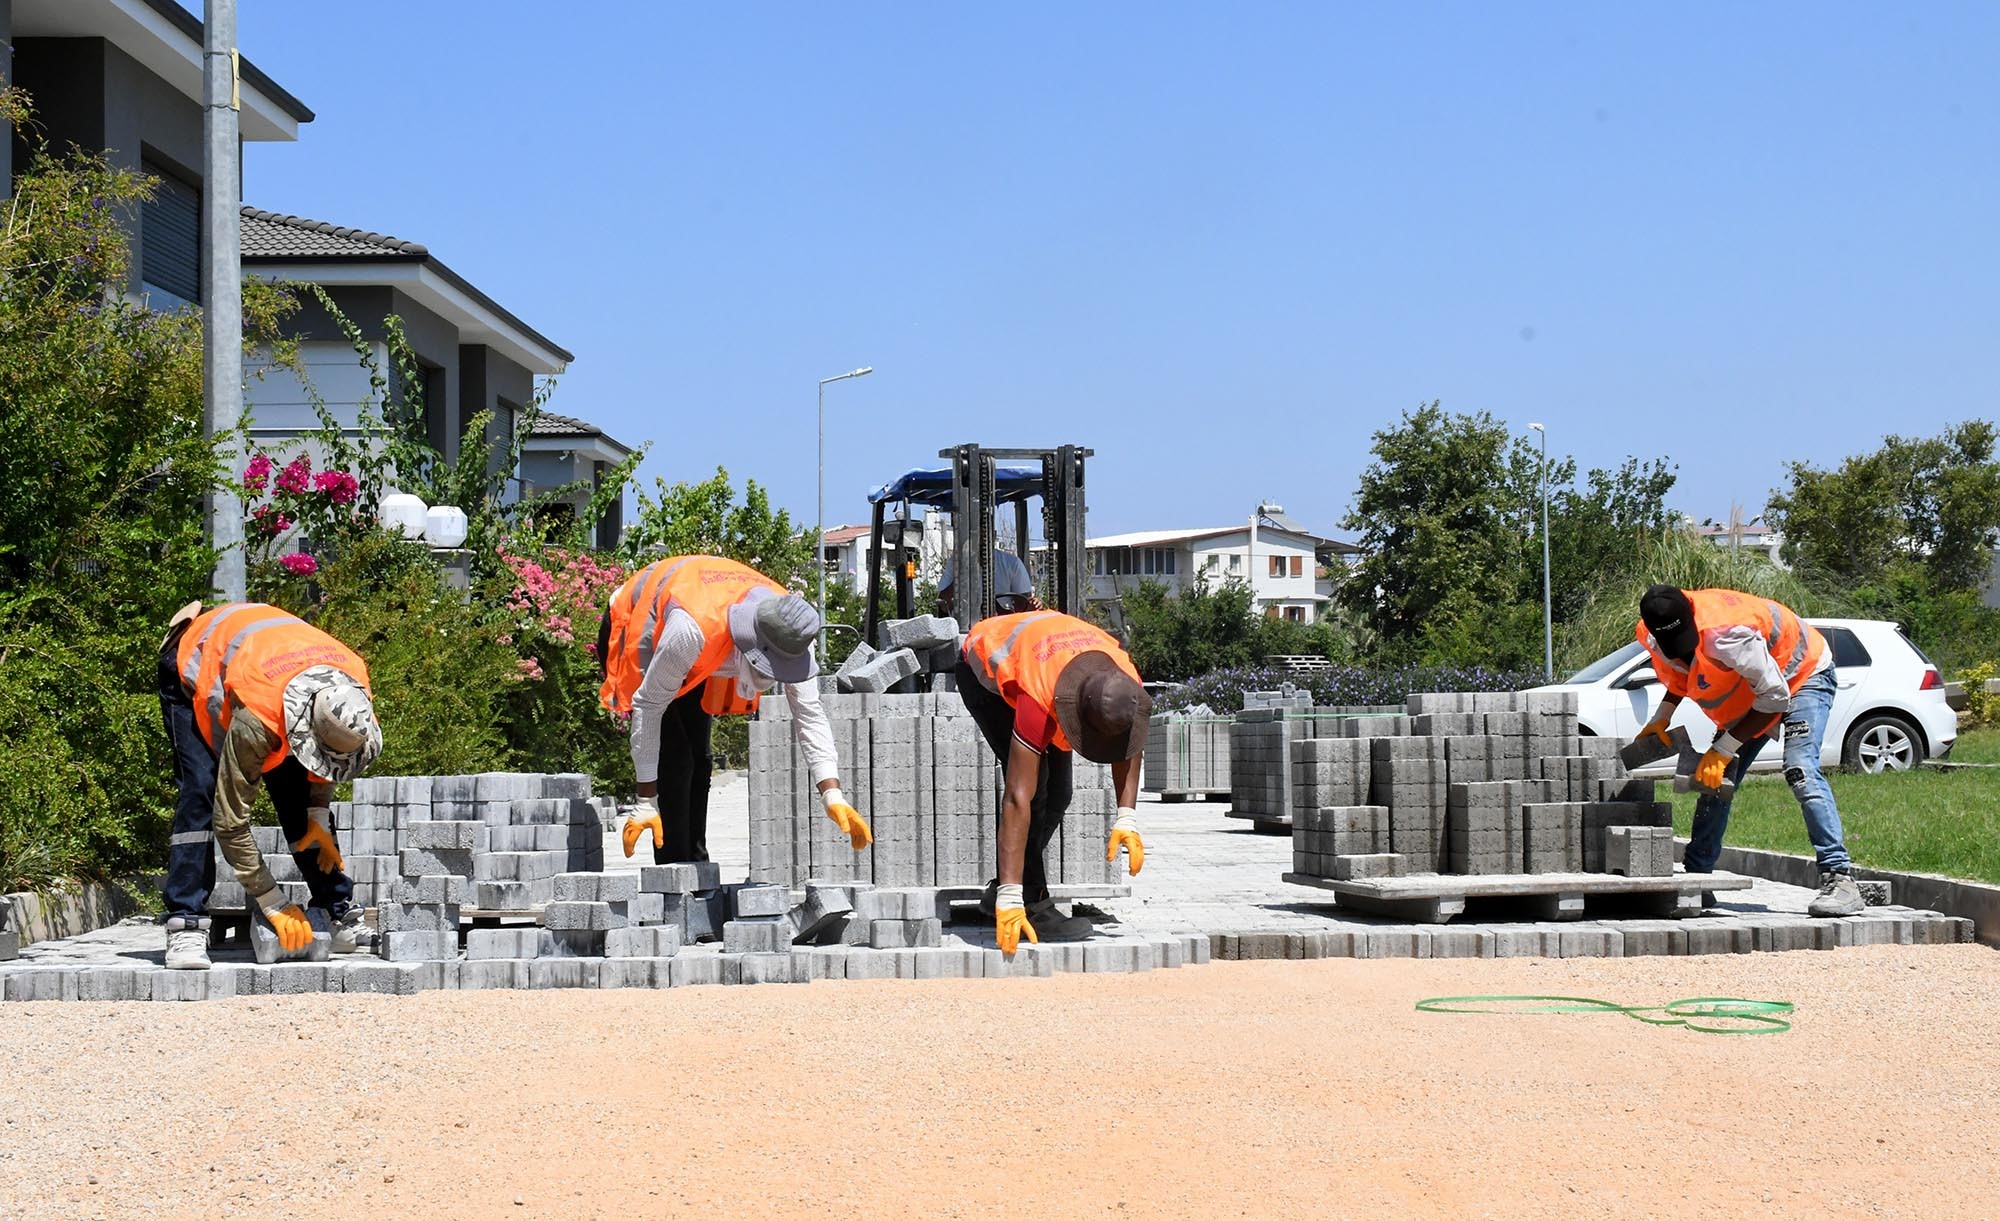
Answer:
[{"left": 157, "top": 631, "right": 352, "bottom": 921}]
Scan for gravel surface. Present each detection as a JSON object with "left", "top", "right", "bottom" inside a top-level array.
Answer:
[{"left": 3, "top": 944, "right": 1996, "bottom": 1218}]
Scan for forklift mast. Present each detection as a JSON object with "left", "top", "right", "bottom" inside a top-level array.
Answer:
[{"left": 860, "top": 444, "right": 1092, "bottom": 649}]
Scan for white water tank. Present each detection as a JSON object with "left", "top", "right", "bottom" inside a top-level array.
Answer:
[
  {"left": 380, "top": 492, "right": 429, "bottom": 539},
  {"left": 425, "top": 505, "right": 469, "bottom": 548}
]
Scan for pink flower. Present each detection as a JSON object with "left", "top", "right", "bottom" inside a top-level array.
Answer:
[
  {"left": 516, "top": 657, "right": 545, "bottom": 681},
  {"left": 280, "top": 552, "right": 318, "bottom": 577},
  {"left": 249, "top": 505, "right": 292, "bottom": 537},
  {"left": 243, "top": 453, "right": 273, "bottom": 493},
  {"left": 276, "top": 455, "right": 312, "bottom": 495},
  {"left": 312, "top": 470, "right": 359, "bottom": 505}
]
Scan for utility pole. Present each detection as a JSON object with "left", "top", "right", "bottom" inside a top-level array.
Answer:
[
  {"left": 203, "top": 0, "right": 245, "bottom": 601},
  {"left": 1530, "top": 423, "right": 1553, "bottom": 680}
]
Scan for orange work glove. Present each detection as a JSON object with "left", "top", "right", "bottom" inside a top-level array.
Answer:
[
  {"left": 1694, "top": 733, "right": 1742, "bottom": 794},
  {"left": 995, "top": 884, "right": 1038, "bottom": 956},
  {"left": 1632, "top": 711, "right": 1674, "bottom": 752},
  {"left": 291, "top": 808, "right": 345, "bottom": 874},
  {"left": 265, "top": 903, "right": 315, "bottom": 954},
  {"left": 622, "top": 795, "right": 664, "bottom": 858},
  {"left": 1106, "top": 808, "right": 1144, "bottom": 876},
  {"left": 821, "top": 786, "right": 872, "bottom": 850}
]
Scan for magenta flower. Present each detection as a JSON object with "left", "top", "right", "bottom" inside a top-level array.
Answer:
[
  {"left": 243, "top": 453, "right": 273, "bottom": 493},
  {"left": 312, "top": 470, "right": 359, "bottom": 505},
  {"left": 276, "top": 455, "right": 312, "bottom": 495},
  {"left": 279, "top": 553, "right": 318, "bottom": 577}
]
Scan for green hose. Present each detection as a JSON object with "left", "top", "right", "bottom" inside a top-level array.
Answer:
[{"left": 1415, "top": 994, "right": 1794, "bottom": 1035}]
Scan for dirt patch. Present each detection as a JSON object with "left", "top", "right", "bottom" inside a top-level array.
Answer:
[{"left": 2, "top": 945, "right": 1995, "bottom": 1218}]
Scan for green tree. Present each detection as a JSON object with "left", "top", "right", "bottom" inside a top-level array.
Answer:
[
  {"left": 1118, "top": 577, "right": 1261, "bottom": 681},
  {"left": 620, "top": 466, "right": 816, "bottom": 588},
  {"left": 1340, "top": 403, "right": 1530, "bottom": 653},
  {"left": 1768, "top": 422, "right": 2000, "bottom": 593}
]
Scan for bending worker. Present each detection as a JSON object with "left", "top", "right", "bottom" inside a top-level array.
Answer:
[
  {"left": 599, "top": 554, "right": 870, "bottom": 863},
  {"left": 957, "top": 610, "right": 1153, "bottom": 953},
  {"left": 159, "top": 601, "right": 384, "bottom": 970},
  {"left": 1631, "top": 584, "right": 1865, "bottom": 917}
]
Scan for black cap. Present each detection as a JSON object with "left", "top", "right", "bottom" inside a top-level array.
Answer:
[{"left": 1640, "top": 584, "right": 1697, "bottom": 661}]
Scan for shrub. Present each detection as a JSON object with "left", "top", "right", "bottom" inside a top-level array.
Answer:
[
  {"left": 1959, "top": 661, "right": 1999, "bottom": 729},
  {"left": 1155, "top": 662, "right": 1545, "bottom": 715}
]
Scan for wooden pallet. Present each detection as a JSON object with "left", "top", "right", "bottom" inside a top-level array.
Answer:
[
  {"left": 1154, "top": 790, "right": 1233, "bottom": 803},
  {"left": 1280, "top": 870, "right": 1756, "bottom": 924},
  {"left": 1225, "top": 810, "right": 1292, "bottom": 833}
]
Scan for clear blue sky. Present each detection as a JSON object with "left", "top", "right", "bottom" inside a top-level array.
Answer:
[{"left": 224, "top": 1, "right": 1998, "bottom": 539}]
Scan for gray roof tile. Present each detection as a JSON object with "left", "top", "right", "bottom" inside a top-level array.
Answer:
[{"left": 240, "top": 207, "right": 427, "bottom": 259}]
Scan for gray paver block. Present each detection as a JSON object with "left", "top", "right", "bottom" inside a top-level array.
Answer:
[
  {"left": 382, "top": 930, "right": 457, "bottom": 961},
  {"left": 458, "top": 959, "right": 530, "bottom": 990},
  {"left": 1331, "top": 853, "right": 1407, "bottom": 880},
  {"left": 340, "top": 961, "right": 428, "bottom": 995},
  {"left": 723, "top": 918, "right": 790, "bottom": 954},
  {"left": 544, "top": 901, "right": 626, "bottom": 931},
  {"left": 466, "top": 927, "right": 541, "bottom": 960},
  {"left": 540, "top": 928, "right": 608, "bottom": 958},
  {"left": 732, "top": 884, "right": 790, "bottom": 918},
  {"left": 269, "top": 963, "right": 331, "bottom": 994},
  {"left": 668, "top": 955, "right": 723, "bottom": 987},
  {"left": 605, "top": 925, "right": 683, "bottom": 958}
]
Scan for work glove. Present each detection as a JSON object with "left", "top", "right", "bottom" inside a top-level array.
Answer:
[
  {"left": 1694, "top": 733, "right": 1742, "bottom": 794},
  {"left": 1632, "top": 711, "right": 1674, "bottom": 752},
  {"left": 262, "top": 901, "right": 316, "bottom": 954},
  {"left": 994, "top": 883, "right": 1038, "bottom": 956},
  {"left": 822, "top": 786, "right": 873, "bottom": 851},
  {"left": 291, "top": 807, "right": 345, "bottom": 874},
  {"left": 622, "top": 794, "right": 664, "bottom": 858},
  {"left": 1106, "top": 807, "right": 1144, "bottom": 876}
]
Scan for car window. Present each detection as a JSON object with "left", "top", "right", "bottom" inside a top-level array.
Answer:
[
  {"left": 1820, "top": 627, "right": 1871, "bottom": 668},
  {"left": 1566, "top": 640, "right": 1646, "bottom": 684},
  {"left": 1896, "top": 625, "right": 1937, "bottom": 667}
]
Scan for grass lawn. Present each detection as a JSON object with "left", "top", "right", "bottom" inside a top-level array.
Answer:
[{"left": 1669, "top": 737, "right": 2000, "bottom": 884}]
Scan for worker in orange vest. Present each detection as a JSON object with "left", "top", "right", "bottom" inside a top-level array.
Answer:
[
  {"left": 158, "top": 601, "right": 385, "bottom": 970},
  {"left": 958, "top": 610, "right": 1153, "bottom": 953},
  {"left": 1630, "top": 585, "right": 1864, "bottom": 917},
  {"left": 599, "top": 555, "right": 870, "bottom": 866}
]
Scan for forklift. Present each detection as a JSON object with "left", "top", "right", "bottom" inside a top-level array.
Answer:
[{"left": 859, "top": 444, "right": 1093, "bottom": 657}]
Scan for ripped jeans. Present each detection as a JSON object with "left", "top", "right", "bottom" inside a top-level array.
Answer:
[{"left": 1683, "top": 666, "right": 1851, "bottom": 874}]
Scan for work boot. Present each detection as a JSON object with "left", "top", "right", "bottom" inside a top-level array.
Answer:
[
  {"left": 329, "top": 905, "right": 376, "bottom": 955},
  {"left": 1807, "top": 870, "right": 1866, "bottom": 918},
  {"left": 1027, "top": 897, "right": 1095, "bottom": 942},
  {"left": 164, "top": 916, "right": 211, "bottom": 971}
]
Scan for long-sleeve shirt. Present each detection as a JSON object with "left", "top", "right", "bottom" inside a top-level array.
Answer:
[
  {"left": 628, "top": 606, "right": 839, "bottom": 785},
  {"left": 214, "top": 707, "right": 333, "bottom": 909},
  {"left": 1663, "top": 626, "right": 1832, "bottom": 714}
]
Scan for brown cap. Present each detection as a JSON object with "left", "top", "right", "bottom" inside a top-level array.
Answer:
[{"left": 1053, "top": 652, "right": 1153, "bottom": 764}]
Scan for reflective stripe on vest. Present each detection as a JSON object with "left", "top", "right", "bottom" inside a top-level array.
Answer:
[
  {"left": 635, "top": 557, "right": 696, "bottom": 676},
  {"left": 180, "top": 600, "right": 258, "bottom": 689},
  {"left": 972, "top": 611, "right": 1060, "bottom": 687},
  {"left": 204, "top": 614, "right": 304, "bottom": 745}
]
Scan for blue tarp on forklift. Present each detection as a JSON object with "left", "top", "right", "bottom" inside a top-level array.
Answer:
[{"left": 866, "top": 466, "right": 1045, "bottom": 507}]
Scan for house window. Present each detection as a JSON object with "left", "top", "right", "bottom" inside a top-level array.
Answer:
[
  {"left": 1289, "top": 556, "right": 1303, "bottom": 578},
  {"left": 1228, "top": 553, "right": 1242, "bottom": 572},
  {"left": 1203, "top": 555, "right": 1218, "bottom": 573},
  {"left": 1268, "top": 555, "right": 1286, "bottom": 578},
  {"left": 1284, "top": 606, "right": 1306, "bottom": 623},
  {"left": 141, "top": 158, "right": 200, "bottom": 305}
]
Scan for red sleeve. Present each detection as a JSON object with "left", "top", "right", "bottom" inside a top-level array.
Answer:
[{"left": 1010, "top": 693, "right": 1060, "bottom": 754}]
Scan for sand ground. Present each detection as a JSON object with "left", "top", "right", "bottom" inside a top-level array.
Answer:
[{"left": 3, "top": 943, "right": 1996, "bottom": 1219}]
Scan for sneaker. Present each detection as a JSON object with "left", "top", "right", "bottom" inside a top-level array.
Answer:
[
  {"left": 1027, "top": 898, "right": 1095, "bottom": 942},
  {"left": 330, "top": 906, "right": 376, "bottom": 955},
  {"left": 164, "top": 919, "right": 211, "bottom": 971},
  {"left": 1808, "top": 870, "right": 1866, "bottom": 918}
]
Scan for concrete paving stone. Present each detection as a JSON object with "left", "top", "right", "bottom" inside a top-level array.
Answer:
[
  {"left": 791, "top": 947, "right": 847, "bottom": 981},
  {"left": 1236, "top": 931, "right": 1288, "bottom": 960},
  {"left": 474, "top": 881, "right": 532, "bottom": 910},
  {"left": 1184, "top": 934, "right": 1211, "bottom": 965},
  {"left": 668, "top": 954, "right": 723, "bottom": 987},
  {"left": 551, "top": 873, "right": 604, "bottom": 902},
  {"left": 629, "top": 892, "right": 668, "bottom": 926},
  {"left": 75, "top": 966, "right": 154, "bottom": 1001},
  {"left": 912, "top": 947, "right": 972, "bottom": 979},
  {"left": 382, "top": 930, "right": 456, "bottom": 961},
  {"left": 733, "top": 884, "right": 790, "bottom": 918},
  {"left": 455, "top": 959, "right": 530, "bottom": 990},
  {"left": 1857, "top": 880, "right": 1894, "bottom": 906},
  {"left": 400, "top": 847, "right": 473, "bottom": 879},
  {"left": 405, "top": 821, "right": 479, "bottom": 851},
  {"left": 639, "top": 864, "right": 698, "bottom": 894},
  {"left": 1428, "top": 928, "right": 1495, "bottom": 959},
  {"left": 689, "top": 862, "right": 723, "bottom": 890},
  {"left": 1615, "top": 921, "right": 1688, "bottom": 956},
  {"left": 146, "top": 969, "right": 214, "bottom": 1002},
  {"left": 338, "top": 961, "right": 429, "bottom": 995},
  {"left": 843, "top": 948, "right": 898, "bottom": 980},
  {"left": 868, "top": 919, "right": 912, "bottom": 949},
  {"left": 269, "top": 963, "right": 331, "bottom": 994},
  {"left": 1489, "top": 927, "right": 1559, "bottom": 957},
  {"left": 466, "top": 928, "right": 541, "bottom": 960},
  {"left": 595, "top": 874, "right": 639, "bottom": 904},
  {"left": 395, "top": 874, "right": 468, "bottom": 906},
  {"left": 540, "top": 929, "right": 608, "bottom": 958},
  {"left": 1364, "top": 928, "right": 1431, "bottom": 958},
  {"left": 527, "top": 958, "right": 599, "bottom": 989},
  {"left": 378, "top": 902, "right": 460, "bottom": 934},
  {"left": 723, "top": 918, "right": 790, "bottom": 954},
  {"left": 544, "top": 901, "right": 625, "bottom": 931},
  {"left": 605, "top": 925, "right": 682, "bottom": 958},
  {"left": 1558, "top": 926, "right": 1624, "bottom": 958}
]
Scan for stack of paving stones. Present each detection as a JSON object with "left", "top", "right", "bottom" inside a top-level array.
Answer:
[
  {"left": 1143, "top": 714, "right": 1232, "bottom": 797},
  {"left": 0, "top": 901, "right": 14, "bottom": 962},
  {"left": 748, "top": 692, "right": 1120, "bottom": 890},
  {"left": 1229, "top": 699, "right": 1408, "bottom": 822},
  {"left": 833, "top": 615, "right": 960, "bottom": 694},
  {"left": 1281, "top": 689, "right": 1683, "bottom": 884}
]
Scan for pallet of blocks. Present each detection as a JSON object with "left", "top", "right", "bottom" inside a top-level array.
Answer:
[
  {"left": 1143, "top": 714, "right": 1232, "bottom": 801},
  {"left": 1280, "top": 688, "right": 1758, "bottom": 922},
  {"left": 748, "top": 691, "right": 1124, "bottom": 893}
]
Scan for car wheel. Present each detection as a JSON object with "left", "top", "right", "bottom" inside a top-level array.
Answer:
[{"left": 1842, "top": 714, "right": 1923, "bottom": 774}]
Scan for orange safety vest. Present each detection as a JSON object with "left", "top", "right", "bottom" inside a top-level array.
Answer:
[
  {"left": 598, "top": 555, "right": 785, "bottom": 717},
  {"left": 1634, "top": 588, "right": 1826, "bottom": 728},
  {"left": 174, "top": 603, "right": 372, "bottom": 774},
  {"left": 962, "top": 611, "right": 1142, "bottom": 752}
]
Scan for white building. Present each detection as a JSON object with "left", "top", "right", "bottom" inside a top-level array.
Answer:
[
  {"left": 821, "top": 514, "right": 956, "bottom": 594},
  {"left": 1086, "top": 521, "right": 1359, "bottom": 627},
  {"left": 1694, "top": 519, "right": 1785, "bottom": 567}
]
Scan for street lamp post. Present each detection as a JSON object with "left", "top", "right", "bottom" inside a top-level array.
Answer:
[
  {"left": 817, "top": 366, "right": 874, "bottom": 664},
  {"left": 1530, "top": 422, "right": 1552, "bottom": 680}
]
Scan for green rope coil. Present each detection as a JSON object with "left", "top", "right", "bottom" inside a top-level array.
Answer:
[{"left": 1415, "top": 994, "right": 1794, "bottom": 1035}]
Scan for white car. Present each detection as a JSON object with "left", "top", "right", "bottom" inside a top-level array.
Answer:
[{"left": 1534, "top": 618, "right": 1958, "bottom": 774}]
